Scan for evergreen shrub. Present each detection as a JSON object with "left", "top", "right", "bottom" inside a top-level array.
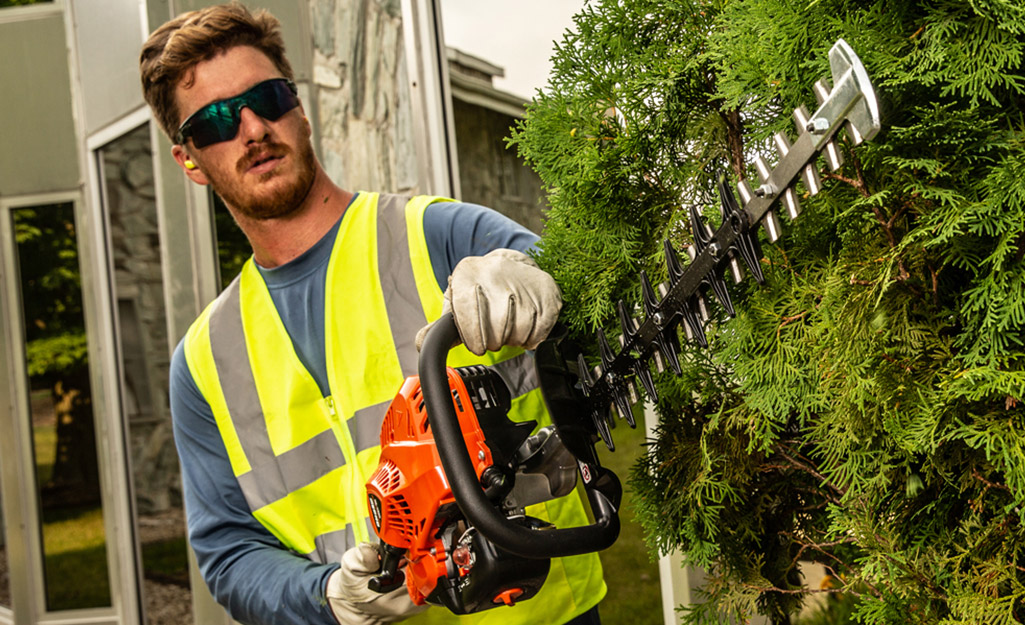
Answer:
[{"left": 511, "top": 1, "right": 1025, "bottom": 623}]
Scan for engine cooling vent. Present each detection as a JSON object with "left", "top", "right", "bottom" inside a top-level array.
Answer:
[
  {"left": 373, "top": 460, "right": 403, "bottom": 494},
  {"left": 384, "top": 494, "right": 417, "bottom": 539}
]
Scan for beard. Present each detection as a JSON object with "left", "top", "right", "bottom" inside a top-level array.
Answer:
[{"left": 209, "top": 135, "right": 317, "bottom": 221}]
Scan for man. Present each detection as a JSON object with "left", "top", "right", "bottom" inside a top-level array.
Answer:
[{"left": 140, "top": 3, "right": 606, "bottom": 625}]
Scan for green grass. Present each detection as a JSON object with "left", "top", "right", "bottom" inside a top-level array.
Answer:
[
  {"left": 595, "top": 418, "right": 663, "bottom": 625},
  {"left": 142, "top": 537, "right": 190, "bottom": 585},
  {"left": 32, "top": 421, "right": 56, "bottom": 485},
  {"left": 40, "top": 506, "right": 111, "bottom": 610},
  {"left": 33, "top": 422, "right": 112, "bottom": 610}
]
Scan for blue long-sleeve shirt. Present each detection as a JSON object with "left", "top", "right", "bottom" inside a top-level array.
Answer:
[{"left": 169, "top": 198, "right": 538, "bottom": 625}]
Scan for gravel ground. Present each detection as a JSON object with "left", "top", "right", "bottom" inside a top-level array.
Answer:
[
  {"left": 140, "top": 508, "right": 195, "bottom": 625},
  {"left": 144, "top": 578, "right": 194, "bottom": 625}
]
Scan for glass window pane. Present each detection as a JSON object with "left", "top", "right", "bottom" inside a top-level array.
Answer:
[
  {"left": 0, "top": 0, "right": 53, "bottom": 8},
  {"left": 12, "top": 202, "right": 112, "bottom": 610},
  {"left": 212, "top": 193, "right": 249, "bottom": 289},
  {"left": 99, "top": 124, "right": 192, "bottom": 623}
]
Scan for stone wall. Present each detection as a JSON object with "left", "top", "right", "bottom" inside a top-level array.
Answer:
[
  {"left": 102, "top": 124, "right": 180, "bottom": 514},
  {"left": 451, "top": 98, "right": 546, "bottom": 234},
  {"left": 310, "top": 0, "right": 419, "bottom": 194}
]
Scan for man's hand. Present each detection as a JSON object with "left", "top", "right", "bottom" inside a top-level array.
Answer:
[
  {"left": 326, "top": 543, "right": 426, "bottom": 625},
  {"left": 416, "top": 249, "right": 562, "bottom": 356}
]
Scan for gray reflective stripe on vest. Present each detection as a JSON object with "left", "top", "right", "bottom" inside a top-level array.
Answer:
[
  {"left": 208, "top": 277, "right": 346, "bottom": 512},
  {"left": 376, "top": 193, "right": 428, "bottom": 378},
  {"left": 351, "top": 399, "right": 391, "bottom": 454},
  {"left": 235, "top": 429, "right": 345, "bottom": 507},
  {"left": 489, "top": 351, "right": 540, "bottom": 399},
  {"left": 303, "top": 517, "right": 375, "bottom": 563},
  {"left": 375, "top": 194, "right": 542, "bottom": 401},
  {"left": 306, "top": 527, "right": 354, "bottom": 564}
]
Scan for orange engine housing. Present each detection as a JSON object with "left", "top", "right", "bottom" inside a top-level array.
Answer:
[{"left": 365, "top": 367, "right": 496, "bottom": 604}]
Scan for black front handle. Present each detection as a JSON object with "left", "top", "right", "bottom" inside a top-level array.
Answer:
[{"left": 418, "top": 313, "right": 620, "bottom": 559}]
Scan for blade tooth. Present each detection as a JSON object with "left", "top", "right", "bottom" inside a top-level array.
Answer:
[
  {"left": 688, "top": 204, "right": 710, "bottom": 249},
  {"left": 597, "top": 328, "right": 616, "bottom": 369},
  {"left": 627, "top": 380, "right": 639, "bottom": 409},
  {"left": 736, "top": 230, "right": 765, "bottom": 284},
  {"left": 657, "top": 282, "right": 669, "bottom": 298},
  {"left": 681, "top": 318, "right": 694, "bottom": 340},
  {"left": 685, "top": 245, "right": 697, "bottom": 261},
  {"left": 708, "top": 272, "right": 736, "bottom": 317},
  {"left": 728, "top": 252, "right": 744, "bottom": 283},
  {"left": 803, "top": 163, "right": 822, "bottom": 195},
  {"left": 824, "top": 140, "right": 844, "bottom": 171},
  {"left": 617, "top": 299, "right": 637, "bottom": 339},
  {"left": 754, "top": 155, "right": 772, "bottom": 182},
  {"left": 692, "top": 293, "right": 709, "bottom": 321},
  {"left": 773, "top": 131, "right": 792, "bottom": 158},
  {"left": 577, "top": 353, "right": 595, "bottom": 391},
  {"left": 682, "top": 300, "right": 708, "bottom": 348},
  {"left": 813, "top": 79, "right": 831, "bottom": 105},
  {"left": 654, "top": 328, "right": 684, "bottom": 375},
  {"left": 634, "top": 361, "right": 657, "bottom": 402},
  {"left": 763, "top": 210, "right": 782, "bottom": 243},
  {"left": 663, "top": 239, "right": 687, "bottom": 281},
  {"left": 651, "top": 349, "right": 666, "bottom": 373},
  {"left": 783, "top": 186, "right": 802, "bottom": 220},
  {"left": 717, "top": 184, "right": 732, "bottom": 224},
  {"left": 737, "top": 179, "right": 754, "bottom": 205},
  {"left": 613, "top": 389, "right": 634, "bottom": 428},
  {"left": 844, "top": 120, "right": 864, "bottom": 146},
  {"left": 719, "top": 175, "right": 754, "bottom": 284},
  {"left": 718, "top": 175, "right": 744, "bottom": 216},
  {"left": 640, "top": 270, "right": 659, "bottom": 316},
  {"left": 793, "top": 105, "right": 811, "bottom": 136},
  {"left": 593, "top": 404, "right": 615, "bottom": 451}
]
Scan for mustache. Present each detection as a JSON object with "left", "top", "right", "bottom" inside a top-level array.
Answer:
[{"left": 236, "top": 141, "right": 291, "bottom": 174}]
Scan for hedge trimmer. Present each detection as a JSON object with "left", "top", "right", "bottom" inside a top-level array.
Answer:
[{"left": 365, "top": 39, "right": 881, "bottom": 614}]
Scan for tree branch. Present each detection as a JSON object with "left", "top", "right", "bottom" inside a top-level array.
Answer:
[{"left": 773, "top": 445, "right": 847, "bottom": 500}]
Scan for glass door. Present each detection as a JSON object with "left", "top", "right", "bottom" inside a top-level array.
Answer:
[
  {"left": 7, "top": 199, "right": 113, "bottom": 612},
  {"left": 96, "top": 123, "right": 192, "bottom": 625}
]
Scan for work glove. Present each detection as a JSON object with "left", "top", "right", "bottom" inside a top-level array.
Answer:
[
  {"left": 416, "top": 248, "right": 562, "bottom": 356},
  {"left": 326, "top": 543, "right": 426, "bottom": 625}
]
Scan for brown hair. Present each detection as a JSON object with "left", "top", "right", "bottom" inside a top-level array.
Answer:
[{"left": 140, "top": 2, "right": 295, "bottom": 142}]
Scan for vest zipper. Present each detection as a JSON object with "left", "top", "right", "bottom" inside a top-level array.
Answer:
[{"left": 325, "top": 395, "right": 340, "bottom": 423}]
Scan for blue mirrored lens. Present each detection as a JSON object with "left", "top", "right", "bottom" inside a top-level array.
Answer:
[{"left": 177, "top": 79, "right": 299, "bottom": 148}]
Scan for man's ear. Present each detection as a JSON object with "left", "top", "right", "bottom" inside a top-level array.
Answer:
[{"left": 172, "top": 144, "right": 210, "bottom": 185}]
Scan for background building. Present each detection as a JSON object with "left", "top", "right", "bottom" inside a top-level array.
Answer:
[{"left": 0, "top": 1, "right": 549, "bottom": 624}]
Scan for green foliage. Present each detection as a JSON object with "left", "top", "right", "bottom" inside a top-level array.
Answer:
[
  {"left": 511, "top": 1, "right": 1025, "bottom": 623},
  {"left": 0, "top": 0, "right": 53, "bottom": 7},
  {"left": 26, "top": 332, "right": 88, "bottom": 377},
  {"left": 13, "top": 204, "right": 90, "bottom": 378}
]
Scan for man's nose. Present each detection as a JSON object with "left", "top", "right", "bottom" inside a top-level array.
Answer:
[{"left": 238, "top": 106, "right": 271, "bottom": 143}]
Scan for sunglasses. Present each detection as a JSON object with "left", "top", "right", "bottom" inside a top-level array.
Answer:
[{"left": 175, "top": 78, "right": 300, "bottom": 148}]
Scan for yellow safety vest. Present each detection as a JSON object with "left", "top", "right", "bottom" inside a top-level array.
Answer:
[{"left": 184, "top": 192, "right": 605, "bottom": 624}]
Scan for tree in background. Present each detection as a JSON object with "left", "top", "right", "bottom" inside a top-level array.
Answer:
[
  {"left": 14, "top": 204, "right": 99, "bottom": 506},
  {"left": 511, "top": 1, "right": 1025, "bottom": 623}
]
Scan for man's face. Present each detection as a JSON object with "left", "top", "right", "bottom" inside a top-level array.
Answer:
[{"left": 172, "top": 45, "right": 316, "bottom": 221}]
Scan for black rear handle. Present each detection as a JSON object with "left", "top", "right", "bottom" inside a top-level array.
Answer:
[{"left": 419, "top": 313, "right": 620, "bottom": 559}]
